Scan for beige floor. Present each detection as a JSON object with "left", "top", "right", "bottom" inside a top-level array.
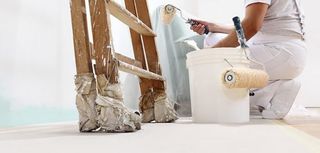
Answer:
[
  {"left": 284, "top": 108, "right": 320, "bottom": 139},
  {"left": 0, "top": 109, "right": 320, "bottom": 153}
]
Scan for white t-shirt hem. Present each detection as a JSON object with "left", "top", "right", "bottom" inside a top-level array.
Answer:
[{"left": 245, "top": 0, "right": 271, "bottom": 7}]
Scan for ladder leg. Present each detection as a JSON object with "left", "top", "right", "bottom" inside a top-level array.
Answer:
[
  {"left": 89, "top": 0, "right": 141, "bottom": 132},
  {"left": 70, "top": 0, "right": 93, "bottom": 74},
  {"left": 70, "top": 0, "right": 98, "bottom": 132},
  {"left": 89, "top": 0, "right": 117, "bottom": 82},
  {"left": 124, "top": 0, "right": 156, "bottom": 95},
  {"left": 125, "top": 0, "right": 178, "bottom": 123}
]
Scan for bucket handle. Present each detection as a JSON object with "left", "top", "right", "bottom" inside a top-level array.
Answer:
[
  {"left": 224, "top": 58, "right": 234, "bottom": 67},
  {"left": 223, "top": 48, "right": 265, "bottom": 70},
  {"left": 221, "top": 47, "right": 266, "bottom": 71}
]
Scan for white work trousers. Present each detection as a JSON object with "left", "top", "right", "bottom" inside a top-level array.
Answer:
[{"left": 248, "top": 34, "right": 307, "bottom": 119}]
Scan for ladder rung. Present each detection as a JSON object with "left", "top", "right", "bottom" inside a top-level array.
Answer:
[
  {"left": 117, "top": 61, "right": 164, "bottom": 80},
  {"left": 115, "top": 53, "right": 142, "bottom": 68},
  {"left": 106, "top": 0, "right": 156, "bottom": 36}
]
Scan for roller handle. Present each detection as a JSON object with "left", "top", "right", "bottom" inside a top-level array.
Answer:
[
  {"left": 232, "top": 16, "right": 248, "bottom": 48},
  {"left": 204, "top": 25, "right": 210, "bottom": 34},
  {"left": 232, "top": 17, "right": 242, "bottom": 32},
  {"left": 188, "top": 19, "right": 210, "bottom": 35}
]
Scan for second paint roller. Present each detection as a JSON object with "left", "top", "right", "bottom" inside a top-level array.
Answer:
[
  {"left": 222, "top": 17, "right": 269, "bottom": 89},
  {"left": 161, "top": 4, "right": 209, "bottom": 34}
]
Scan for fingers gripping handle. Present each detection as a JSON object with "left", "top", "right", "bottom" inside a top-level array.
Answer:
[{"left": 187, "top": 19, "right": 209, "bottom": 34}]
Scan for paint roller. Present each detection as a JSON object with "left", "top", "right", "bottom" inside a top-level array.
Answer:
[
  {"left": 161, "top": 4, "right": 210, "bottom": 34},
  {"left": 222, "top": 17, "right": 269, "bottom": 89},
  {"left": 222, "top": 67, "right": 269, "bottom": 88}
]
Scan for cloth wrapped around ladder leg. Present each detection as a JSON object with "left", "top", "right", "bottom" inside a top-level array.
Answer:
[
  {"left": 75, "top": 73, "right": 98, "bottom": 132},
  {"left": 154, "top": 91, "right": 178, "bottom": 123},
  {"left": 139, "top": 89, "right": 178, "bottom": 123},
  {"left": 95, "top": 74, "right": 141, "bottom": 132},
  {"left": 222, "top": 67, "right": 269, "bottom": 89}
]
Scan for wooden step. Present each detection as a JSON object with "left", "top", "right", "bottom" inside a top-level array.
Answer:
[
  {"left": 117, "top": 60, "right": 164, "bottom": 81},
  {"left": 105, "top": 0, "right": 156, "bottom": 36},
  {"left": 115, "top": 53, "right": 142, "bottom": 68}
]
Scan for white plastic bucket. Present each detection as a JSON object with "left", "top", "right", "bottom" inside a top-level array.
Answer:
[{"left": 186, "top": 48, "right": 250, "bottom": 123}]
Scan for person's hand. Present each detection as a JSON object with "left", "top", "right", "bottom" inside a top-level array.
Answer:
[{"left": 190, "top": 19, "right": 214, "bottom": 35}]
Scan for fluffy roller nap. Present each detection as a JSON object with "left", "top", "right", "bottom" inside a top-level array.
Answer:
[
  {"left": 161, "top": 4, "right": 177, "bottom": 25},
  {"left": 222, "top": 67, "right": 269, "bottom": 89}
]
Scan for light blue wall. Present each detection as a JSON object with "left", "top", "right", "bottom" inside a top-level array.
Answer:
[{"left": 0, "top": 102, "right": 77, "bottom": 128}]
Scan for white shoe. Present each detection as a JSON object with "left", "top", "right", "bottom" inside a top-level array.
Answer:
[
  {"left": 250, "top": 81, "right": 282, "bottom": 109},
  {"left": 250, "top": 105, "right": 265, "bottom": 116},
  {"left": 261, "top": 79, "right": 301, "bottom": 119}
]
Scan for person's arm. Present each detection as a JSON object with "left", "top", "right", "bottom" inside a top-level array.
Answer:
[
  {"left": 191, "top": 20, "right": 234, "bottom": 34},
  {"left": 213, "top": 3, "right": 269, "bottom": 47}
]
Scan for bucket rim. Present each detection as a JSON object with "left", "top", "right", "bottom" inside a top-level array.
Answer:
[{"left": 187, "top": 47, "right": 244, "bottom": 58}]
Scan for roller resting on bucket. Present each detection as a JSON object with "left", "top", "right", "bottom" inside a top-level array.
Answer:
[{"left": 190, "top": 0, "right": 306, "bottom": 119}]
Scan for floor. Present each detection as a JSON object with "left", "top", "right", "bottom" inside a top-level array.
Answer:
[
  {"left": 0, "top": 109, "right": 319, "bottom": 153},
  {"left": 284, "top": 108, "right": 320, "bottom": 139}
]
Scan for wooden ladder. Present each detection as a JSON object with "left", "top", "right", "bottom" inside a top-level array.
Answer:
[{"left": 70, "top": 0, "right": 177, "bottom": 123}]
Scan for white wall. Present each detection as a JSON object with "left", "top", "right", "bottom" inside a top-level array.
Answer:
[
  {"left": 0, "top": 0, "right": 76, "bottom": 126},
  {"left": 0, "top": 1, "right": 58, "bottom": 107},
  {"left": 197, "top": 0, "right": 244, "bottom": 23},
  {"left": 294, "top": 1, "right": 320, "bottom": 107}
]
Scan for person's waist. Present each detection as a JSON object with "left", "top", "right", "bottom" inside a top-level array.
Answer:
[
  {"left": 248, "top": 31, "right": 304, "bottom": 44},
  {"left": 259, "top": 20, "right": 305, "bottom": 39}
]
